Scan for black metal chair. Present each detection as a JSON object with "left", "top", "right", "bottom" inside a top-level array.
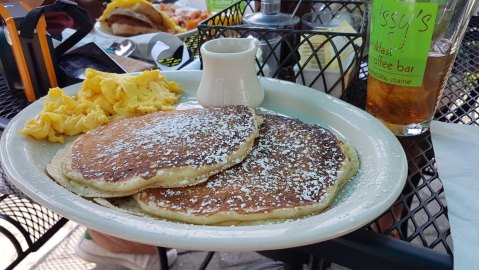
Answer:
[{"left": 0, "top": 165, "right": 68, "bottom": 270}]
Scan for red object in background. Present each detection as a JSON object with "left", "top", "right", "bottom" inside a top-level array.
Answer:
[
  {"left": 44, "top": 10, "right": 74, "bottom": 36},
  {"left": 41, "top": 0, "right": 105, "bottom": 36},
  {"left": 41, "top": 0, "right": 74, "bottom": 36}
]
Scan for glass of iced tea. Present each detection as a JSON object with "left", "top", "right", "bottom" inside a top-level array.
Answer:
[{"left": 366, "top": 0, "right": 476, "bottom": 136}]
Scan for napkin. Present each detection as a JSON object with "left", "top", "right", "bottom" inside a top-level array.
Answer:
[
  {"left": 430, "top": 120, "right": 479, "bottom": 270},
  {"left": 127, "top": 32, "right": 190, "bottom": 70},
  {"left": 55, "top": 29, "right": 192, "bottom": 70}
]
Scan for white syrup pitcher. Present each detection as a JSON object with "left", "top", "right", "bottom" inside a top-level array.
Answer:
[{"left": 197, "top": 38, "right": 264, "bottom": 108}]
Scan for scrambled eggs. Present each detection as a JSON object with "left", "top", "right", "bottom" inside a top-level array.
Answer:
[{"left": 21, "top": 68, "right": 183, "bottom": 143}]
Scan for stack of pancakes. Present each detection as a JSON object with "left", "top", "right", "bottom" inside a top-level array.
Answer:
[{"left": 47, "top": 105, "right": 359, "bottom": 225}]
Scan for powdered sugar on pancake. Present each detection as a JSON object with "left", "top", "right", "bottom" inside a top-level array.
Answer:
[
  {"left": 139, "top": 115, "right": 348, "bottom": 215},
  {"left": 69, "top": 106, "right": 257, "bottom": 183}
]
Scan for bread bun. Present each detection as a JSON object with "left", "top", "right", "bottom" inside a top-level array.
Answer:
[
  {"left": 110, "top": 22, "right": 163, "bottom": 36},
  {"left": 130, "top": 3, "right": 163, "bottom": 26}
]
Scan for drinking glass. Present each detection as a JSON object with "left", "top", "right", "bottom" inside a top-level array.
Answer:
[{"left": 366, "top": 0, "right": 476, "bottom": 136}]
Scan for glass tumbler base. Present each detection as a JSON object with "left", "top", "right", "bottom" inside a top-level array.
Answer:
[{"left": 380, "top": 119, "right": 431, "bottom": 137}]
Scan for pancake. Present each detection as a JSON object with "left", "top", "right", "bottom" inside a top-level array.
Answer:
[
  {"left": 134, "top": 115, "right": 360, "bottom": 225},
  {"left": 47, "top": 146, "right": 138, "bottom": 198},
  {"left": 50, "top": 106, "right": 261, "bottom": 196}
]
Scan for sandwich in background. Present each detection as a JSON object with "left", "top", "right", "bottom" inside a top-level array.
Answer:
[{"left": 98, "top": 0, "right": 185, "bottom": 36}]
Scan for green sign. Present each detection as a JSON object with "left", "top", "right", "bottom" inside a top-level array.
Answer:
[
  {"left": 207, "top": 0, "right": 236, "bottom": 12},
  {"left": 368, "top": 1, "right": 438, "bottom": 86}
]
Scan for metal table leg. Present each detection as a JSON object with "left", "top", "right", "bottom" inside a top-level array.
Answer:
[
  {"left": 156, "top": 247, "right": 215, "bottom": 270},
  {"left": 157, "top": 247, "right": 169, "bottom": 270}
]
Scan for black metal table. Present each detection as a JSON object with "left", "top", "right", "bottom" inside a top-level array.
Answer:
[
  {"left": 281, "top": 15, "right": 479, "bottom": 270},
  {"left": 1, "top": 15, "right": 478, "bottom": 270}
]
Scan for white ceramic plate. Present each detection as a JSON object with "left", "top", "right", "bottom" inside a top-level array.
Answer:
[
  {"left": 94, "top": 21, "right": 197, "bottom": 40},
  {"left": 0, "top": 71, "right": 407, "bottom": 252}
]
